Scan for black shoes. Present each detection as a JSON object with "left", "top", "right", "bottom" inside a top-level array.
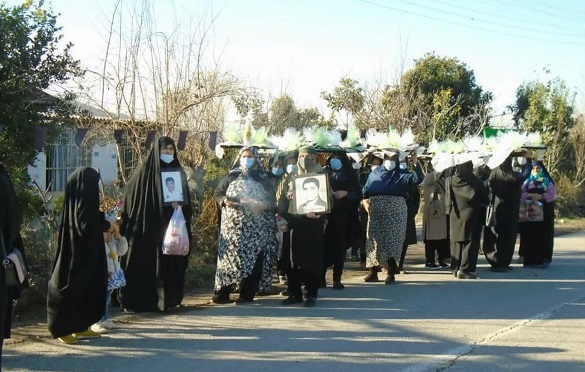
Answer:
[
  {"left": 332, "top": 281, "right": 345, "bottom": 290},
  {"left": 211, "top": 293, "right": 232, "bottom": 304},
  {"left": 425, "top": 262, "right": 440, "bottom": 270},
  {"left": 319, "top": 279, "right": 327, "bottom": 288},
  {"left": 281, "top": 296, "right": 304, "bottom": 305},
  {"left": 364, "top": 266, "right": 379, "bottom": 282},
  {"left": 384, "top": 274, "right": 396, "bottom": 284},
  {"left": 304, "top": 297, "right": 317, "bottom": 307},
  {"left": 234, "top": 297, "right": 254, "bottom": 305}
]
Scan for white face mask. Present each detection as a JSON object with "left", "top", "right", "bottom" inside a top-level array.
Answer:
[
  {"left": 160, "top": 154, "right": 174, "bottom": 164},
  {"left": 383, "top": 160, "right": 396, "bottom": 171},
  {"left": 286, "top": 164, "right": 297, "bottom": 174},
  {"left": 517, "top": 157, "right": 527, "bottom": 166},
  {"left": 370, "top": 165, "right": 380, "bottom": 172}
]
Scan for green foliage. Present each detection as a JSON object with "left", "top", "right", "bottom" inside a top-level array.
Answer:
[
  {"left": 321, "top": 78, "right": 365, "bottom": 127},
  {"left": 0, "top": 0, "right": 81, "bottom": 173},
  {"left": 509, "top": 77, "right": 576, "bottom": 177},
  {"left": 554, "top": 174, "right": 585, "bottom": 218},
  {"left": 385, "top": 52, "right": 492, "bottom": 143}
]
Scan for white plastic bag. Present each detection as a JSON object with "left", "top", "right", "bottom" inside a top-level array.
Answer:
[{"left": 162, "top": 208, "right": 190, "bottom": 255}]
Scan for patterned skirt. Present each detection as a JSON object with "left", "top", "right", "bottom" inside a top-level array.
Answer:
[{"left": 366, "top": 195, "right": 407, "bottom": 268}]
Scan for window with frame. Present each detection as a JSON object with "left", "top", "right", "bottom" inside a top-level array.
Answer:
[{"left": 45, "top": 131, "right": 90, "bottom": 192}]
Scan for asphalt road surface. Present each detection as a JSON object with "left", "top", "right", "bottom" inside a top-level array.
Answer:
[{"left": 3, "top": 231, "right": 585, "bottom": 372}]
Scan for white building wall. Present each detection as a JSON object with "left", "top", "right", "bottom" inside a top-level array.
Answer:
[{"left": 91, "top": 143, "right": 118, "bottom": 185}]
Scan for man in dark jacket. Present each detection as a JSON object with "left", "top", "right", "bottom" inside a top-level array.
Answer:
[{"left": 447, "top": 160, "right": 489, "bottom": 279}]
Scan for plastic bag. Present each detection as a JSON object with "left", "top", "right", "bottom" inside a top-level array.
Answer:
[{"left": 162, "top": 208, "right": 190, "bottom": 255}]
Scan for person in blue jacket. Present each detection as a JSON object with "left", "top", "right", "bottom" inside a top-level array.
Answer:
[{"left": 361, "top": 150, "right": 423, "bottom": 284}]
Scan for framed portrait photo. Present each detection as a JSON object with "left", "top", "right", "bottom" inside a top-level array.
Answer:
[
  {"left": 160, "top": 168, "right": 188, "bottom": 205},
  {"left": 292, "top": 172, "right": 331, "bottom": 215}
]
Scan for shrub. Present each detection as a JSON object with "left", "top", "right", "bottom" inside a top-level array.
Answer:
[{"left": 554, "top": 174, "right": 585, "bottom": 218}]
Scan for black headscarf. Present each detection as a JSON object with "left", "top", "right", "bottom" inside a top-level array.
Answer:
[
  {"left": 119, "top": 135, "right": 192, "bottom": 312},
  {"left": 47, "top": 166, "right": 109, "bottom": 338}
]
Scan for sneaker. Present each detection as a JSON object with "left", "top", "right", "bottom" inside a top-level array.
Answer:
[
  {"left": 425, "top": 262, "right": 440, "bottom": 270},
  {"left": 439, "top": 261, "right": 450, "bottom": 269},
  {"left": 58, "top": 334, "right": 78, "bottom": 344},
  {"left": 304, "top": 297, "right": 317, "bottom": 307},
  {"left": 332, "top": 281, "right": 345, "bottom": 290},
  {"left": 73, "top": 329, "right": 101, "bottom": 339},
  {"left": 456, "top": 271, "right": 478, "bottom": 280},
  {"left": 90, "top": 323, "right": 109, "bottom": 334}
]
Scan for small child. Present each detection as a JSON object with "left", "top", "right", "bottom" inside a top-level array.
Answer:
[{"left": 91, "top": 217, "right": 128, "bottom": 333}]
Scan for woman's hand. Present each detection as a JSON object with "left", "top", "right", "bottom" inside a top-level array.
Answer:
[
  {"left": 361, "top": 199, "right": 370, "bottom": 213},
  {"left": 306, "top": 211, "right": 320, "bottom": 219},
  {"left": 172, "top": 202, "right": 180, "bottom": 209}
]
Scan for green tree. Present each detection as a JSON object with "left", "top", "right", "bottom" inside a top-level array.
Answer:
[
  {"left": 509, "top": 77, "right": 576, "bottom": 176},
  {"left": 0, "top": 0, "right": 81, "bottom": 176},
  {"left": 321, "top": 77, "right": 365, "bottom": 128},
  {"left": 385, "top": 52, "right": 492, "bottom": 143}
]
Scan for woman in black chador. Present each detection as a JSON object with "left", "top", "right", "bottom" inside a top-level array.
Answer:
[
  {"left": 482, "top": 156, "right": 523, "bottom": 272},
  {"left": 47, "top": 167, "right": 110, "bottom": 343},
  {"left": 322, "top": 152, "right": 361, "bottom": 289},
  {"left": 0, "top": 163, "right": 28, "bottom": 354},
  {"left": 119, "top": 136, "right": 193, "bottom": 312},
  {"left": 447, "top": 161, "right": 489, "bottom": 279}
]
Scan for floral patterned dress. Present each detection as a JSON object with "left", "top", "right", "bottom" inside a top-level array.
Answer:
[{"left": 214, "top": 176, "right": 277, "bottom": 292}]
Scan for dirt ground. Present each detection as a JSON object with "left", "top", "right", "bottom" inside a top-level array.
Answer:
[{"left": 5, "top": 218, "right": 585, "bottom": 346}]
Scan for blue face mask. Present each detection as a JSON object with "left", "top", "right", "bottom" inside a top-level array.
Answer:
[
  {"left": 330, "top": 158, "right": 342, "bottom": 171},
  {"left": 272, "top": 167, "right": 284, "bottom": 176},
  {"left": 160, "top": 154, "right": 174, "bottom": 164},
  {"left": 240, "top": 157, "right": 255, "bottom": 169},
  {"left": 399, "top": 162, "right": 408, "bottom": 170}
]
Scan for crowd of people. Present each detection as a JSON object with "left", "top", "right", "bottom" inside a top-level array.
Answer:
[{"left": 0, "top": 135, "right": 557, "bottom": 354}]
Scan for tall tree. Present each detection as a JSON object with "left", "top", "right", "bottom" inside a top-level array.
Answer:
[
  {"left": 384, "top": 52, "right": 492, "bottom": 143},
  {"left": 0, "top": 0, "right": 81, "bottom": 176},
  {"left": 321, "top": 78, "right": 365, "bottom": 128},
  {"left": 509, "top": 77, "right": 576, "bottom": 177}
]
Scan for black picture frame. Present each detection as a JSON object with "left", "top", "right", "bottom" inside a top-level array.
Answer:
[
  {"left": 161, "top": 168, "right": 188, "bottom": 205},
  {"left": 292, "top": 172, "right": 331, "bottom": 215}
]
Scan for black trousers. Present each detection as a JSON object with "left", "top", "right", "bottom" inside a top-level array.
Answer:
[
  {"left": 323, "top": 247, "right": 346, "bottom": 283},
  {"left": 277, "top": 231, "right": 291, "bottom": 277},
  {"left": 543, "top": 201, "right": 555, "bottom": 262},
  {"left": 424, "top": 239, "right": 450, "bottom": 263},
  {"left": 450, "top": 239, "right": 480, "bottom": 274},
  {"left": 288, "top": 266, "right": 319, "bottom": 299}
]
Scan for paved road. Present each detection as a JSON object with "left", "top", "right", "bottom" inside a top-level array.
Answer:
[{"left": 3, "top": 232, "right": 585, "bottom": 372}]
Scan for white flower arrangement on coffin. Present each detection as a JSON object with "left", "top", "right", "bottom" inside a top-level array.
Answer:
[
  {"left": 215, "top": 122, "right": 275, "bottom": 158},
  {"left": 269, "top": 128, "right": 305, "bottom": 152},
  {"left": 302, "top": 126, "right": 343, "bottom": 149},
  {"left": 484, "top": 131, "right": 528, "bottom": 169},
  {"left": 339, "top": 123, "right": 364, "bottom": 150}
]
